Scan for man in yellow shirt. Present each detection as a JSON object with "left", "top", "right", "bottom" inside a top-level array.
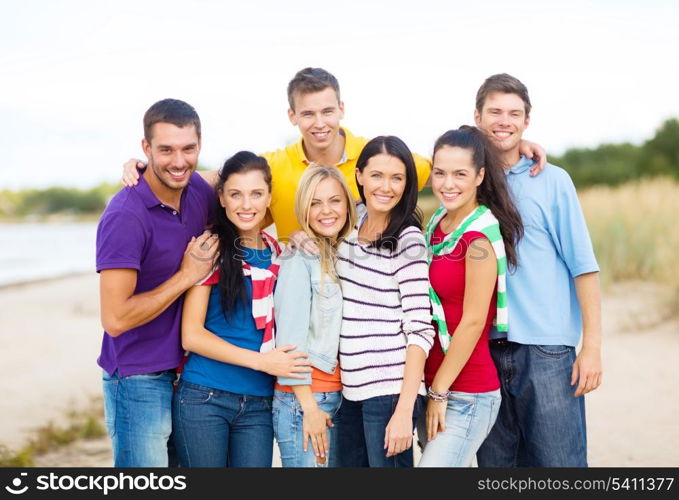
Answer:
[{"left": 261, "top": 68, "right": 431, "bottom": 241}]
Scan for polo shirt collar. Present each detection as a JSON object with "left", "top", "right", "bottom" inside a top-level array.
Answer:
[
  {"left": 506, "top": 155, "right": 536, "bottom": 176},
  {"left": 295, "top": 127, "right": 356, "bottom": 166},
  {"left": 136, "top": 172, "right": 190, "bottom": 210},
  {"left": 136, "top": 174, "right": 163, "bottom": 208}
]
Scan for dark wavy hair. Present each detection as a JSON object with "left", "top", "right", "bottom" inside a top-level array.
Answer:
[
  {"left": 432, "top": 126, "right": 523, "bottom": 269},
  {"left": 211, "top": 151, "right": 272, "bottom": 319},
  {"left": 355, "top": 135, "right": 422, "bottom": 252}
]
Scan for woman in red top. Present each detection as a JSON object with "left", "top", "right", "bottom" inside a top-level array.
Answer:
[{"left": 418, "top": 126, "right": 523, "bottom": 467}]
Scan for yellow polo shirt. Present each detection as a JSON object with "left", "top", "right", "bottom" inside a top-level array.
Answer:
[{"left": 261, "top": 127, "right": 431, "bottom": 241}]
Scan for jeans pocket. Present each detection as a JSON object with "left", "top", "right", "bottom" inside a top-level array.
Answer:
[
  {"left": 179, "top": 384, "right": 213, "bottom": 405},
  {"left": 333, "top": 393, "right": 344, "bottom": 417},
  {"left": 316, "top": 391, "right": 342, "bottom": 417},
  {"left": 531, "top": 344, "right": 573, "bottom": 359},
  {"left": 126, "top": 370, "right": 170, "bottom": 380},
  {"left": 262, "top": 396, "right": 273, "bottom": 411},
  {"left": 449, "top": 396, "right": 475, "bottom": 413},
  {"left": 449, "top": 391, "right": 476, "bottom": 405},
  {"left": 486, "top": 397, "right": 501, "bottom": 436},
  {"left": 273, "top": 393, "right": 299, "bottom": 412}
]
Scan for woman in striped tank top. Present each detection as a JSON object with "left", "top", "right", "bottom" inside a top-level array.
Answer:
[{"left": 335, "top": 136, "right": 435, "bottom": 467}]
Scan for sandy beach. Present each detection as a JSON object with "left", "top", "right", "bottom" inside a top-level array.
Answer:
[{"left": 1, "top": 273, "right": 677, "bottom": 466}]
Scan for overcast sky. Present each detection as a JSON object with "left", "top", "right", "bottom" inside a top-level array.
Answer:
[{"left": 2, "top": 0, "right": 678, "bottom": 189}]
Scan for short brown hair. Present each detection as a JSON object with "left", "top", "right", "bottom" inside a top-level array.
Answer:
[
  {"left": 476, "top": 73, "right": 532, "bottom": 116},
  {"left": 143, "top": 98, "right": 201, "bottom": 142},
  {"left": 287, "top": 67, "right": 340, "bottom": 110}
]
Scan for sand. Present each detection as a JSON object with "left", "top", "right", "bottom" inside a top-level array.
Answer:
[
  {"left": 1, "top": 274, "right": 677, "bottom": 466},
  {"left": 0, "top": 274, "right": 104, "bottom": 451}
]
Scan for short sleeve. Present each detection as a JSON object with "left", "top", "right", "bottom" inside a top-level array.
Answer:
[
  {"left": 96, "top": 209, "right": 147, "bottom": 272},
  {"left": 550, "top": 170, "right": 599, "bottom": 277},
  {"left": 413, "top": 153, "right": 432, "bottom": 191},
  {"left": 198, "top": 268, "right": 220, "bottom": 286}
]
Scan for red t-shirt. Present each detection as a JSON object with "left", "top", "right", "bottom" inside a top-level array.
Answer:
[{"left": 424, "top": 225, "right": 500, "bottom": 393}]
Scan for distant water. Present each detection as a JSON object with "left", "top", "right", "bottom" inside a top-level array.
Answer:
[{"left": 0, "top": 222, "right": 98, "bottom": 287}]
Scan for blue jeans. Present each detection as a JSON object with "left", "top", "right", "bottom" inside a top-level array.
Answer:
[
  {"left": 102, "top": 369, "right": 175, "bottom": 467},
  {"left": 337, "top": 394, "right": 425, "bottom": 467},
  {"left": 173, "top": 380, "right": 273, "bottom": 467},
  {"left": 273, "top": 390, "right": 342, "bottom": 467},
  {"left": 417, "top": 389, "right": 501, "bottom": 467},
  {"left": 477, "top": 340, "right": 588, "bottom": 467}
]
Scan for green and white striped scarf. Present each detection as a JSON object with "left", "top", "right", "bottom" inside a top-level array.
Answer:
[{"left": 424, "top": 204, "right": 508, "bottom": 354}]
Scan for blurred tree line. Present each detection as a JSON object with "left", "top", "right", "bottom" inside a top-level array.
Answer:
[
  {"left": 0, "top": 183, "right": 119, "bottom": 217},
  {"left": 0, "top": 166, "right": 210, "bottom": 218},
  {"left": 553, "top": 118, "right": 679, "bottom": 187}
]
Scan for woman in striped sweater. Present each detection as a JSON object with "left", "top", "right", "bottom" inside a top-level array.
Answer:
[
  {"left": 417, "top": 126, "right": 523, "bottom": 467},
  {"left": 335, "top": 136, "right": 435, "bottom": 467}
]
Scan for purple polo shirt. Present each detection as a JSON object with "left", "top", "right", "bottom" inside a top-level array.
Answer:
[{"left": 96, "top": 172, "right": 215, "bottom": 377}]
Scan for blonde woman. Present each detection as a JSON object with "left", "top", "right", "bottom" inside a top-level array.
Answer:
[{"left": 273, "top": 164, "right": 357, "bottom": 467}]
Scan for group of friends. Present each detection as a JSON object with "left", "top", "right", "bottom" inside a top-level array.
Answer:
[{"left": 96, "top": 68, "right": 602, "bottom": 468}]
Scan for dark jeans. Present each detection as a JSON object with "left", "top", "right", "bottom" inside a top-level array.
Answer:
[
  {"left": 337, "top": 394, "right": 424, "bottom": 467},
  {"left": 173, "top": 381, "right": 273, "bottom": 467},
  {"left": 476, "top": 340, "right": 588, "bottom": 467}
]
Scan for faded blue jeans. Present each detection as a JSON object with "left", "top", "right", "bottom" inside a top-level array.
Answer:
[
  {"left": 417, "top": 389, "right": 501, "bottom": 467},
  {"left": 273, "top": 390, "right": 342, "bottom": 467},
  {"left": 102, "top": 369, "right": 175, "bottom": 467},
  {"left": 337, "top": 394, "right": 425, "bottom": 467},
  {"left": 173, "top": 380, "right": 273, "bottom": 467},
  {"left": 477, "top": 340, "right": 588, "bottom": 467}
]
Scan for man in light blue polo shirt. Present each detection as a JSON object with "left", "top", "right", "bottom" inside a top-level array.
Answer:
[{"left": 474, "top": 74, "right": 602, "bottom": 467}]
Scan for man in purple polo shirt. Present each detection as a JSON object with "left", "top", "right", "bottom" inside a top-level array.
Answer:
[{"left": 96, "top": 99, "right": 218, "bottom": 467}]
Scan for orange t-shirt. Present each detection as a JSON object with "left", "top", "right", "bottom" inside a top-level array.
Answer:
[{"left": 275, "top": 364, "right": 342, "bottom": 393}]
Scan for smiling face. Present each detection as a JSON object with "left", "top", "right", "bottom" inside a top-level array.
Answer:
[
  {"left": 307, "top": 177, "right": 349, "bottom": 239},
  {"left": 431, "top": 145, "right": 484, "bottom": 216},
  {"left": 143, "top": 122, "right": 200, "bottom": 191},
  {"left": 474, "top": 91, "right": 529, "bottom": 165},
  {"left": 355, "top": 153, "right": 406, "bottom": 216},
  {"left": 288, "top": 87, "right": 345, "bottom": 157},
  {"left": 219, "top": 170, "right": 271, "bottom": 239}
]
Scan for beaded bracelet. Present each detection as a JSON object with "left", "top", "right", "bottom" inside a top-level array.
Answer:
[{"left": 427, "top": 387, "right": 449, "bottom": 403}]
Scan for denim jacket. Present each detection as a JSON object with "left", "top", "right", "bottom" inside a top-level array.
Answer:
[{"left": 274, "top": 250, "right": 343, "bottom": 386}]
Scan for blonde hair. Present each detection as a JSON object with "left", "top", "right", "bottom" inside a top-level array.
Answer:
[{"left": 295, "top": 164, "right": 356, "bottom": 281}]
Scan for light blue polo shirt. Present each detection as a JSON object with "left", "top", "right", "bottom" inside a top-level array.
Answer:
[{"left": 491, "top": 156, "right": 599, "bottom": 347}]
